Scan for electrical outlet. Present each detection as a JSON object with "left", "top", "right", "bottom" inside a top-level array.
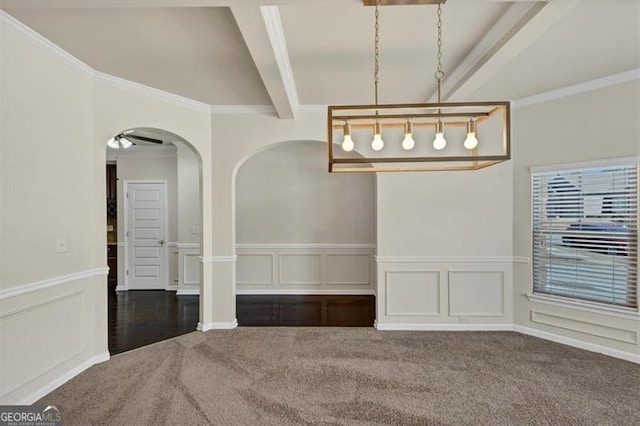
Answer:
[{"left": 55, "top": 238, "right": 67, "bottom": 253}]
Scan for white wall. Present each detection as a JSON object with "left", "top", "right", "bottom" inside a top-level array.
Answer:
[
  {"left": 235, "top": 142, "right": 376, "bottom": 294},
  {"left": 0, "top": 21, "right": 107, "bottom": 404},
  {"left": 512, "top": 80, "right": 640, "bottom": 358}
]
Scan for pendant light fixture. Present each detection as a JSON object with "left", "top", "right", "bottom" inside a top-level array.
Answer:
[
  {"left": 401, "top": 121, "right": 415, "bottom": 150},
  {"left": 327, "top": 0, "right": 511, "bottom": 173},
  {"left": 342, "top": 122, "right": 355, "bottom": 152}
]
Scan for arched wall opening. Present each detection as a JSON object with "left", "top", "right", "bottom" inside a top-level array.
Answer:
[
  {"left": 233, "top": 140, "right": 377, "bottom": 325},
  {"left": 104, "top": 127, "right": 204, "bottom": 352}
]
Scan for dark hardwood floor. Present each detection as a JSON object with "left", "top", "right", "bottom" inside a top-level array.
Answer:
[
  {"left": 236, "top": 295, "right": 376, "bottom": 327},
  {"left": 108, "top": 286, "right": 199, "bottom": 355},
  {"left": 108, "top": 287, "right": 375, "bottom": 354}
]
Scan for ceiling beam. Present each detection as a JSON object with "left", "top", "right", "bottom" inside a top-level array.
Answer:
[
  {"left": 431, "top": 0, "right": 581, "bottom": 102},
  {"left": 231, "top": 6, "right": 299, "bottom": 119}
]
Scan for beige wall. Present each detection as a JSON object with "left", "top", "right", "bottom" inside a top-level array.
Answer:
[
  {"left": 236, "top": 141, "right": 375, "bottom": 244},
  {"left": 235, "top": 141, "right": 376, "bottom": 294},
  {"left": 177, "top": 143, "right": 201, "bottom": 246},
  {"left": 0, "top": 15, "right": 213, "bottom": 403},
  {"left": 176, "top": 142, "right": 202, "bottom": 294},
  {"left": 0, "top": 23, "right": 105, "bottom": 404},
  {"left": 512, "top": 80, "right": 640, "bottom": 357}
]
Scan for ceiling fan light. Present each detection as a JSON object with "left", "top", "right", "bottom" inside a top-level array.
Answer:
[
  {"left": 119, "top": 137, "right": 133, "bottom": 149},
  {"left": 106, "top": 137, "right": 119, "bottom": 149}
]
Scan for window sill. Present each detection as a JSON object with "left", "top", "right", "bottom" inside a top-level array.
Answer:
[{"left": 527, "top": 293, "right": 640, "bottom": 320}]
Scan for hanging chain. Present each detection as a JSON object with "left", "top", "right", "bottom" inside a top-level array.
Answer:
[
  {"left": 374, "top": 0, "right": 381, "bottom": 106},
  {"left": 434, "top": 2, "right": 445, "bottom": 103}
]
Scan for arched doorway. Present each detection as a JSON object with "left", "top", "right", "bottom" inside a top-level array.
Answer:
[
  {"left": 105, "top": 127, "right": 203, "bottom": 353},
  {"left": 233, "top": 141, "right": 377, "bottom": 326}
]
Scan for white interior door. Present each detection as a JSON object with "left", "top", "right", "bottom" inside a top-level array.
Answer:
[{"left": 126, "top": 182, "right": 167, "bottom": 290}]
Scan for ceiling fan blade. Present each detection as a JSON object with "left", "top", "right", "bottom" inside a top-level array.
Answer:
[{"left": 125, "top": 134, "right": 164, "bottom": 144}]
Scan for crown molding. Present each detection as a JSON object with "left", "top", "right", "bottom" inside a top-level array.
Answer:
[
  {"left": 94, "top": 71, "right": 211, "bottom": 113},
  {"left": 0, "top": 10, "right": 94, "bottom": 77},
  {"left": 513, "top": 68, "right": 640, "bottom": 110},
  {"left": 209, "top": 105, "right": 277, "bottom": 114}
]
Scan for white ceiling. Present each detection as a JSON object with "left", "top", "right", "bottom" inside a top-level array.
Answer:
[{"left": 2, "top": 0, "right": 638, "bottom": 115}]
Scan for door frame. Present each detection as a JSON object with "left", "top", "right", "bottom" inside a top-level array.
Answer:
[{"left": 123, "top": 180, "right": 170, "bottom": 291}]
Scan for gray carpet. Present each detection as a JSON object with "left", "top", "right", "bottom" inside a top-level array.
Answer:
[{"left": 39, "top": 328, "right": 640, "bottom": 425}]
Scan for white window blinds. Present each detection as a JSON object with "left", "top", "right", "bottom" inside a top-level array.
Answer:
[{"left": 532, "top": 162, "right": 638, "bottom": 308}]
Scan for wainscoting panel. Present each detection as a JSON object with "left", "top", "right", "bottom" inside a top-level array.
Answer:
[
  {"left": 1, "top": 291, "right": 84, "bottom": 397},
  {"left": 531, "top": 310, "right": 637, "bottom": 344},
  {"left": 0, "top": 270, "right": 108, "bottom": 404},
  {"left": 177, "top": 245, "right": 201, "bottom": 294},
  {"left": 327, "top": 254, "right": 370, "bottom": 286},
  {"left": 376, "top": 257, "right": 513, "bottom": 327},
  {"left": 236, "top": 245, "right": 375, "bottom": 294},
  {"left": 184, "top": 254, "right": 201, "bottom": 285},
  {"left": 448, "top": 271, "right": 504, "bottom": 316},
  {"left": 279, "top": 254, "right": 322, "bottom": 285},
  {"left": 237, "top": 254, "right": 274, "bottom": 285},
  {"left": 385, "top": 271, "right": 440, "bottom": 316}
]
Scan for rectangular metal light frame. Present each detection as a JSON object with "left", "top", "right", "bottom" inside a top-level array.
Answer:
[
  {"left": 363, "top": 0, "right": 446, "bottom": 5},
  {"left": 327, "top": 101, "right": 511, "bottom": 173}
]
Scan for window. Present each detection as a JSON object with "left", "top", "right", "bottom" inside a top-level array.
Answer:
[{"left": 532, "top": 160, "right": 638, "bottom": 309}]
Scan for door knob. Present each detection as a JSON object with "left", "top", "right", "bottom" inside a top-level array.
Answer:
[{"left": 159, "top": 240, "right": 165, "bottom": 246}]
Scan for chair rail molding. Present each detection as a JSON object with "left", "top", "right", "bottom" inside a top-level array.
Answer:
[{"left": 0, "top": 268, "right": 109, "bottom": 300}]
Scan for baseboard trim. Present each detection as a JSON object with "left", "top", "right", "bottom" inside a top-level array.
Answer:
[
  {"left": 372, "top": 321, "right": 639, "bottom": 364},
  {"left": 514, "top": 325, "right": 640, "bottom": 364},
  {"left": 16, "top": 352, "right": 110, "bottom": 405},
  {"left": 166, "top": 285, "right": 178, "bottom": 291},
  {"left": 236, "top": 289, "right": 376, "bottom": 296},
  {"left": 115, "top": 285, "right": 126, "bottom": 291},
  {"left": 374, "top": 322, "right": 514, "bottom": 331},
  {"left": 197, "top": 319, "right": 238, "bottom": 331},
  {"left": 177, "top": 289, "right": 200, "bottom": 296}
]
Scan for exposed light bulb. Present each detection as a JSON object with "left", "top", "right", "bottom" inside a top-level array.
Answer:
[
  {"left": 342, "top": 123, "right": 354, "bottom": 152},
  {"left": 464, "top": 133, "right": 478, "bottom": 150},
  {"left": 120, "top": 137, "right": 133, "bottom": 149},
  {"left": 106, "top": 137, "right": 119, "bottom": 149},
  {"left": 371, "top": 122, "right": 384, "bottom": 151},
  {"left": 401, "top": 121, "right": 415, "bottom": 150},
  {"left": 464, "top": 120, "right": 478, "bottom": 150},
  {"left": 433, "top": 121, "right": 446, "bottom": 150}
]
